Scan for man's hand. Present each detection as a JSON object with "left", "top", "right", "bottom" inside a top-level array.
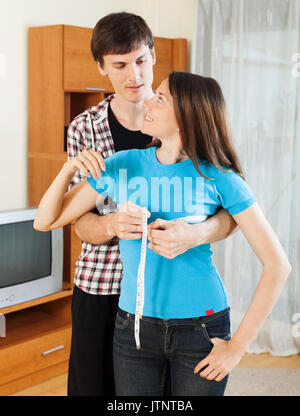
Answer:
[
  {"left": 147, "top": 218, "right": 195, "bottom": 259},
  {"left": 108, "top": 202, "right": 150, "bottom": 240}
]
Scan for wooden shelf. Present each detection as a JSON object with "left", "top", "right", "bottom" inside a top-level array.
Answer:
[
  {"left": 28, "top": 153, "right": 67, "bottom": 161},
  {"left": 0, "top": 307, "right": 71, "bottom": 348},
  {"left": 0, "top": 283, "right": 73, "bottom": 315}
]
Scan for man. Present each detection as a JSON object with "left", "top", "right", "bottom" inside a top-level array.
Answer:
[{"left": 67, "top": 12, "right": 237, "bottom": 396}]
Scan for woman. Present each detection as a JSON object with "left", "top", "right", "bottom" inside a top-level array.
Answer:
[{"left": 34, "top": 72, "right": 291, "bottom": 396}]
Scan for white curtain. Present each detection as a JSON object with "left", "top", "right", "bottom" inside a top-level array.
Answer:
[{"left": 192, "top": 0, "right": 300, "bottom": 355}]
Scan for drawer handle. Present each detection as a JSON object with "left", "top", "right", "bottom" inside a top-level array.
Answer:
[
  {"left": 86, "top": 87, "right": 105, "bottom": 91},
  {"left": 42, "top": 345, "right": 65, "bottom": 355}
]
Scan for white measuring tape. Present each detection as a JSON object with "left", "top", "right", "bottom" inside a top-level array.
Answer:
[{"left": 134, "top": 209, "right": 208, "bottom": 349}]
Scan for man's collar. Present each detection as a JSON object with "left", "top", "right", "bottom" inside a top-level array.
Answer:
[{"left": 93, "top": 94, "right": 114, "bottom": 125}]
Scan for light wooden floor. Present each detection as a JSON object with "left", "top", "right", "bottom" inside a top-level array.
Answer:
[{"left": 11, "top": 352, "right": 300, "bottom": 396}]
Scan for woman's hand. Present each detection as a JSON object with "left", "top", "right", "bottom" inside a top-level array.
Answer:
[
  {"left": 65, "top": 149, "right": 106, "bottom": 180},
  {"left": 108, "top": 202, "right": 151, "bottom": 240},
  {"left": 147, "top": 219, "right": 194, "bottom": 259},
  {"left": 194, "top": 338, "right": 245, "bottom": 382}
]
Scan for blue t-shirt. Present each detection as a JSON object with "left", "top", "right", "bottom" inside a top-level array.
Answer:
[{"left": 87, "top": 146, "right": 256, "bottom": 319}]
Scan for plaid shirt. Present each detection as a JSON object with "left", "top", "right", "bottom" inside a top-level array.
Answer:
[{"left": 67, "top": 95, "right": 122, "bottom": 295}]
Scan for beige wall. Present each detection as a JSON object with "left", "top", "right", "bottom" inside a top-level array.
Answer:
[{"left": 0, "top": 0, "right": 195, "bottom": 211}]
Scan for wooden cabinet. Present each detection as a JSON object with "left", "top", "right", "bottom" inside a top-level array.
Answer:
[
  {"left": 0, "top": 296, "right": 72, "bottom": 395},
  {"left": 0, "top": 24, "right": 186, "bottom": 395},
  {"left": 63, "top": 26, "right": 112, "bottom": 91}
]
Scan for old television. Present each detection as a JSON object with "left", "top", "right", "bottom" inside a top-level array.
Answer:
[{"left": 0, "top": 208, "right": 63, "bottom": 309}]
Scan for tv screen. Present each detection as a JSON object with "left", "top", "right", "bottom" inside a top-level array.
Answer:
[{"left": 0, "top": 219, "right": 52, "bottom": 289}]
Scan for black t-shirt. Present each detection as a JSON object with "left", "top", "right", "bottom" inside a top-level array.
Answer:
[{"left": 108, "top": 103, "right": 152, "bottom": 152}]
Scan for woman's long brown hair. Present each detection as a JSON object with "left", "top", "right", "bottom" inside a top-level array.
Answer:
[{"left": 150, "top": 71, "right": 244, "bottom": 180}]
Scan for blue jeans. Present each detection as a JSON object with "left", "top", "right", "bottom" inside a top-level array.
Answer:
[{"left": 113, "top": 307, "right": 231, "bottom": 396}]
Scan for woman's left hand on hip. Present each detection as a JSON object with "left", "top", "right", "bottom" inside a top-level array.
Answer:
[{"left": 194, "top": 338, "right": 245, "bottom": 382}]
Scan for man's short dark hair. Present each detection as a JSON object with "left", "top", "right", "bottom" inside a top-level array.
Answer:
[{"left": 91, "top": 12, "right": 154, "bottom": 67}]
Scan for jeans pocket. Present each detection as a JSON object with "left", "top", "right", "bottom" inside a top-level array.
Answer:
[
  {"left": 201, "top": 310, "right": 231, "bottom": 345},
  {"left": 115, "top": 311, "right": 129, "bottom": 329}
]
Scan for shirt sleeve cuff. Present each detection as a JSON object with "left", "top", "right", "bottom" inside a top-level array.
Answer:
[{"left": 226, "top": 197, "right": 257, "bottom": 215}]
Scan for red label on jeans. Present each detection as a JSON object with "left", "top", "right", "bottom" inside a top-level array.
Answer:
[{"left": 206, "top": 309, "right": 214, "bottom": 316}]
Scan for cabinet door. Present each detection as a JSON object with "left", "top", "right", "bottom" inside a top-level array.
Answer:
[
  {"left": 152, "top": 38, "right": 174, "bottom": 90},
  {"left": 63, "top": 26, "right": 111, "bottom": 92}
]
